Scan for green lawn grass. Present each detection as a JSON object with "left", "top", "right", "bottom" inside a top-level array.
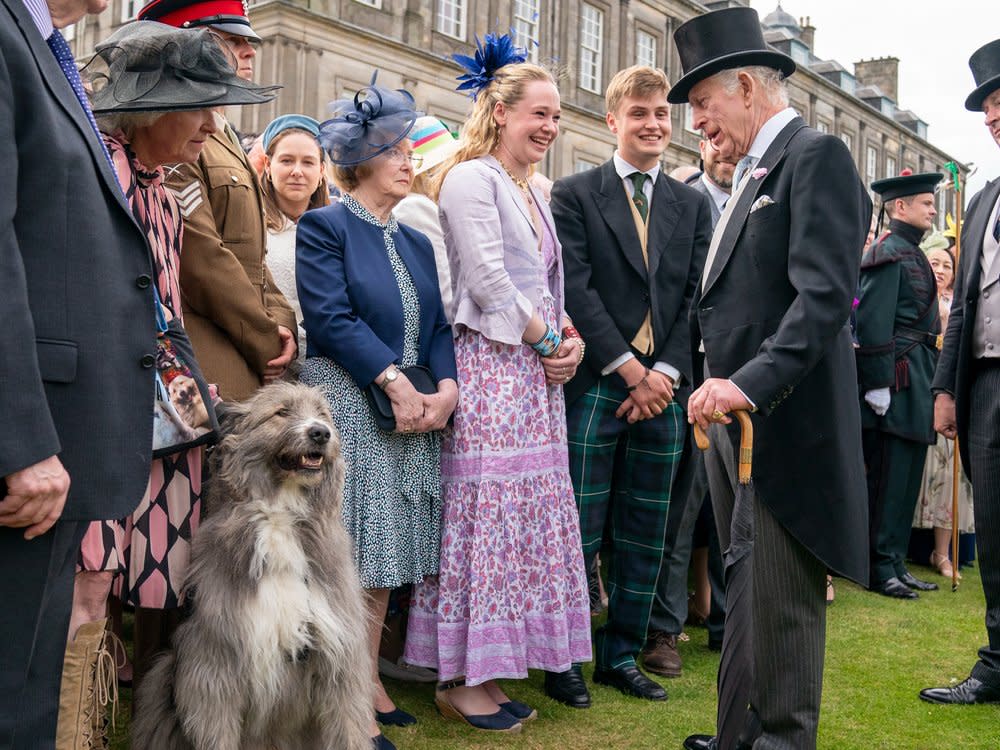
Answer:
[{"left": 110, "top": 563, "right": 999, "bottom": 749}]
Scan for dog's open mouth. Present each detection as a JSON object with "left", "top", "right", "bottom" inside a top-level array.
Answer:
[{"left": 277, "top": 452, "right": 325, "bottom": 472}]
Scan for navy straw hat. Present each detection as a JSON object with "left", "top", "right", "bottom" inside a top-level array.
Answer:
[
  {"left": 667, "top": 7, "right": 795, "bottom": 105},
  {"left": 318, "top": 73, "right": 422, "bottom": 166}
]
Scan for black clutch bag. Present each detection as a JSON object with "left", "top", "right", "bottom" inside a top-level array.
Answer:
[{"left": 364, "top": 365, "right": 437, "bottom": 431}]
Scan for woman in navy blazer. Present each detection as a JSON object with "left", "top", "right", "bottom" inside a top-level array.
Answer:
[{"left": 296, "top": 78, "right": 457, "bottom": 749}]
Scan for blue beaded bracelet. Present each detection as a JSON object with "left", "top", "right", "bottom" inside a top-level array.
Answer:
[{"left": 530, "top": 325, "right": 562, "bottom": 357}]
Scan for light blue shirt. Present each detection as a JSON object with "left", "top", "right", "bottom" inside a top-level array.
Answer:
[{"left": 21, "top": 0, "right": 53, "bottom": 38}]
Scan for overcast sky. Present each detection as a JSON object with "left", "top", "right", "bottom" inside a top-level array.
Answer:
[{"left": 748, "top": 0, "right": 999, "bottom": 199}]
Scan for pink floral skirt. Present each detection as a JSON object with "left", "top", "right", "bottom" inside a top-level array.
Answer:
[{"left": 406, "top": 321, "right": 591, "bottom": 685}]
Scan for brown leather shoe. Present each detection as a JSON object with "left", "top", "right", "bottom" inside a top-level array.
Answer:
[{"left": 641, "top": 631, "right": 682, "bottom": 678}]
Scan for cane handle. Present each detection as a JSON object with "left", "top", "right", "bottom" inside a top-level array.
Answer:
[{"left": 693, "top": 410, "right": 754, "bottom": 485}]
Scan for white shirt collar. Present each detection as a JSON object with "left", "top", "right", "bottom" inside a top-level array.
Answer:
[
  {"left": 700, "top": 173, "right": 730, "bottom": 211},
  {"left": 746, "top": 107, "right": 798, "bottom": 162},
  {"left": 613, "top": 151, "right": 660, "bottom": 184},
  {"left": 22, "top": 0, "right": 54, "bottom": 39}
]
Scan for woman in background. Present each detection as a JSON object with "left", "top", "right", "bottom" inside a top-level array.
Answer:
[
  {"left": 914, "top": 244, "right": 974, "bottom": 578},
  {"left": 260, "top": 114, "right": 330, "bottom": 361}
]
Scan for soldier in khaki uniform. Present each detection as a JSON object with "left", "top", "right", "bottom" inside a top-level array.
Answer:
[{"left": 138, "top": 0, "right": 297, "bottom": 401}]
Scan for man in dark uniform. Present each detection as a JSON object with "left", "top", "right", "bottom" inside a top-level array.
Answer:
[
  {"left": 921, "top": 38, "right": 1000, "bottom": 705},
  {"left": 856, "top": 172, "right": 942, "bottom": 599}
]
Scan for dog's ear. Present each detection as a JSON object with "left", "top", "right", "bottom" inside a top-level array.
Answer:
[{"left": 213, "top": 399, "right": 246, "bottom": 436}]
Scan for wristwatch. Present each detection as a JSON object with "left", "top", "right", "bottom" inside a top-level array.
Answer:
[{"left": 379, "top": 365, "right": 400, "bottom": 390}]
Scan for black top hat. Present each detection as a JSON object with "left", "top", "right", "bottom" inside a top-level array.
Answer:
[
  {"left": 137, "top": 0, "right": 260, "bottom": 42},
  {"left": 870, "top": 171, "right": 942, "bottom": 202},
  {"left": 86, "top": 22, "right": 279, "bottom": 115},
  {"left": 965, "top": 39, "right": 1000, "bottom": 111},
  {"left": 667, "top": 7, "right": 796, "bottom": 105}
]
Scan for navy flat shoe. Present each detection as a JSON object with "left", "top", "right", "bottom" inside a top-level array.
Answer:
[
  {"left": 434, "top": 693, "right": 522, "bottom": 733},
  {"left": 498, "top": 699, "right": 537, "bottom": 721},
  {"left": 373, "top": 733, "right": 397, "bottom": 750},
  {"left": 375, "top": 707, "right": 417, "bottom": 727}
]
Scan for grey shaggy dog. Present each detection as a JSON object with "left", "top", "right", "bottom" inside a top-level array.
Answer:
[{"left": 132, "top": 382, "right": 373, "bottom": 750}]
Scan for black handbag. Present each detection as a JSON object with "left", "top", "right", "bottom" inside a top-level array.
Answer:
[
  {"left": 152, "top": 288, "right": 219, "bottom": 458},
  {"left": 364, "top": 365, "right": 437, "bottom": 431}
]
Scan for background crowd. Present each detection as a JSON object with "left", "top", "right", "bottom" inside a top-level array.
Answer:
[{"left": 3, "top": 1, "right": 999, "bottom": 749}]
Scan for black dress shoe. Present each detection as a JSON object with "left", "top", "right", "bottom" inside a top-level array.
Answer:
[
  {"left": 683, "top": 734, "right": 717, "bottom": 750},
  {"left": 875, "top": 577, "right": 919, "bottom": 599},
  {"left": 919, "top": 676, "right": 1000, "bottom": 704},
  {"left": 544, "top": 666, "right": 591, "bottom": 708},
  {"left": 593, "top": 664, "right": 667, "bottom": 701},
  {"left": 899, "top": 571, "right": 939, "bottom": 591}
]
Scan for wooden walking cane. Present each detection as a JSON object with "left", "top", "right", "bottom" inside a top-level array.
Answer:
[
  {"left": 946, "top": 162, "right": 964, "bottom": 593},
  {"left": 693, "top": 410, "right": 754, "bottom": 484}
]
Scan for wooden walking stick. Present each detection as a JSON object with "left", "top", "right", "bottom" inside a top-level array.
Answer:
[
  {"left": 945, "top": 161, "right": 963, "bottom": 593},
  {"left": 694, "top": 410, "right": 754, "bottom": 484},
  {"left": 947, "top": 164, "right": 965, "bottom": 592}
]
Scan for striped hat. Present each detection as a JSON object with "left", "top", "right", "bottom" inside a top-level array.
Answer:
[{"left": 407, "top": 116, "right": 460, "bottom": 175}]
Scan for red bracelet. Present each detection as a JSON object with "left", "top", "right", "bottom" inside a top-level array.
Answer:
[{"left": 562, "top": 326, "right": 582, "bottom": 340}]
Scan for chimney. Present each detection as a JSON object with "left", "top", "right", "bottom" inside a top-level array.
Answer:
[
  {"left": 799, "top": 16, "right": 815, "bottom": 51},
  {"left": 854, "top": 56, "right": 899, "bottom": 101}
]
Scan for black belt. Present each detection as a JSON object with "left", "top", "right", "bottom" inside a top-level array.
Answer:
[{"left": 895, "top": 325, "right": 938, "bottom": 348}]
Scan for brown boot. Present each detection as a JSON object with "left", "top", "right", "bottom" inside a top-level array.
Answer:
[
  {"left": 56, "top": 619, "right": 118, "bottom": 750},
  {"left": 641, "top": 631, "right": 682, "bottom": 678}
]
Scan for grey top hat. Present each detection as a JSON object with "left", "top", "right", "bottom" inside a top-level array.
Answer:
[
  {"left": 966, "top": 39, "right": 1000, "bottom": 111},
  {"left": 667, "top": 7, "right": 795, "bottom": 105},
  {"left": 87, "top": 21, "right": 280, "bottom": 115}
]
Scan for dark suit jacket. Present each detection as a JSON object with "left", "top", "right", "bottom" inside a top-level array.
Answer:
[
  {"left": 689, "top": 174, "right": 723, "bottom": 227},
  {"left": 0, "top": 0, "right": 154, "bottom": 520},
  {"left": 296, "top": 202, "right": 457, "bottom": 388},
  {"left": 551, "top": 160, "right": 713, "bottom": 405},
  {"left": 692, "top": 117, "right": 872, "bottom": 585},
  {"left": 932, "top": 177, "right": 1000, "bottom": 477}
]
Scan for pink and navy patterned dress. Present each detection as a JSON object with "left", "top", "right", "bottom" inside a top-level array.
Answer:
[
  {"left": 77, "top": 133, "right": 202, "bottom": 609},
  {"left": 406, "top": 211, "right": 591, "bottom": 685}
]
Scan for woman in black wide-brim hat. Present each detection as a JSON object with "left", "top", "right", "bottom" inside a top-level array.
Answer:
[{"left": 61, "top": 21, "right": 276, "bottom": 747}]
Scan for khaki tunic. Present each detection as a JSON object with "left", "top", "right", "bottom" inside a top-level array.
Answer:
[{"left": 167, "top": 124, "right": 296, "bottom": 401}]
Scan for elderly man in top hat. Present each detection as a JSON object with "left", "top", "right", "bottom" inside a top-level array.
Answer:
[
  {"left": 137, "top": 0, "right": 297, "bottom": 402},
  {"left": 920, "top": 38, "right": 1000, "bottom": 707},
  {"left": 1, "top": 0, "right": 154, "bottom": 745},
  {"left": 670, "top": 8, "right": 872, "bottom": 750},
  {"left": 856, "top": 171, "right": 942, "bottom": 600}
]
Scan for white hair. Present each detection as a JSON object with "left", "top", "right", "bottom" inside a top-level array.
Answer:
[
  {"left": 95, "top": 111, "right": 163, "bottom": 138},
  {"left": 714, "top": 66, "right": 789, "bottom": 108}
]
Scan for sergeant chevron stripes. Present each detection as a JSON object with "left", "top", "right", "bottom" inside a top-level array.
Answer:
[{"left": 170, "top": 182, "right": 203, "bottom": 218}]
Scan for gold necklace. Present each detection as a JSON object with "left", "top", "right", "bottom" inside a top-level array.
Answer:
[{"left": 497, "top": 157, "right": 530, "bottom": 193}]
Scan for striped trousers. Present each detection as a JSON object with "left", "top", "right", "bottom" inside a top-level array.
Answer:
[
  {"left": 705, "top": 422, "right": 827, "bottom": 750},
  {"left": 968, "top": 363, "right": 1000, "bottom": 686}
]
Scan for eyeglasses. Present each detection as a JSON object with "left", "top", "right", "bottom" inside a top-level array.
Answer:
[{"left": 383, "top": 146, "right": 423, "bottom": 169}]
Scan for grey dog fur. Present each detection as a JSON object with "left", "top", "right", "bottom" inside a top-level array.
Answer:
[{"left": 132, "top": 382, "right": 373, "bottom": 750}]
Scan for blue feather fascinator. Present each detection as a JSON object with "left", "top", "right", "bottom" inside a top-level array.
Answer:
[
  {"left": 453, "top": 31, "right": 528, "bottom": 99},
  {"left": 318, "top": 72, "right": 422, "bottom": 166}
]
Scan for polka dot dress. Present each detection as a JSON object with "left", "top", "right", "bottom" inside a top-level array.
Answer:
[{"left": 300, "top": 194, "right": 442, "bottom": 589}]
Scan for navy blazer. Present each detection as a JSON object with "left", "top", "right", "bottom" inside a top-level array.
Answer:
[{"left": 296, "top": 202, "right": 456, "bottom": 389}]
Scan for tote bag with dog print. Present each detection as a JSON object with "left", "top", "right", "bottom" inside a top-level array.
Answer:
[{"left": 152, "top": 287, "right": 219, "bottom": 458}]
